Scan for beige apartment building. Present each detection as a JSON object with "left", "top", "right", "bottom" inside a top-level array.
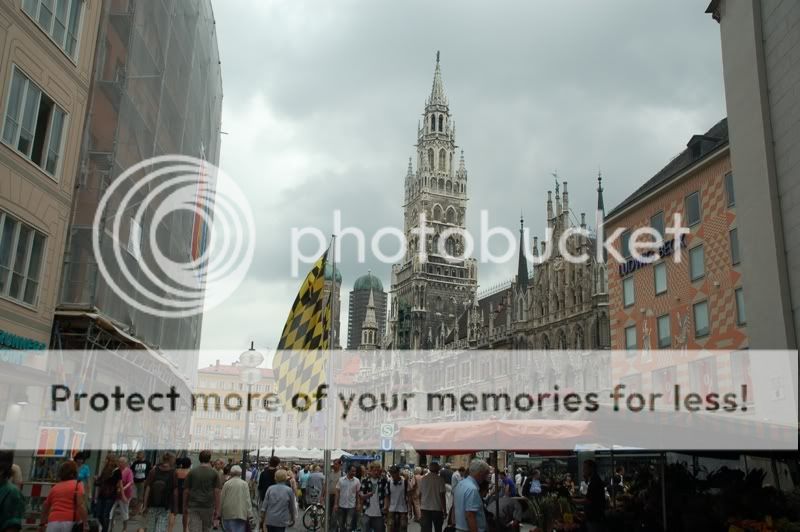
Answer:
[
  {"left": 0, "top": 1, "right": 100, "bottom": 352},
  {"left": 191, "top": 362, "right": 317, "bottom": 460}
]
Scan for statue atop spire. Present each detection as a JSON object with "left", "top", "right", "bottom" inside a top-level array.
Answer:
[{"left": 428, "top": 51, "right": 448, "bottom": 107}]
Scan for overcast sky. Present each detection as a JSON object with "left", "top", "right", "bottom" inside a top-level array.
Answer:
[{"left": 198, "top": 0, "right": 726, "bottom": 366}]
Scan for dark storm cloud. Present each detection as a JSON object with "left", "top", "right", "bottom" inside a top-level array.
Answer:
[{"left": 199, "top": 0, "right": 725, "bottom": 352}]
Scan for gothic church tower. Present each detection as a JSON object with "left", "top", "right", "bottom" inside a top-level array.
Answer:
[{"left": 389, "top": 53, "right": 478, "bottom": 349}]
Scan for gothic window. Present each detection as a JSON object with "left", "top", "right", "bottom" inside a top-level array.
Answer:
[
  {"left": 559, "top": 329, "right": 567, "bottom": 349},
  {"left": 433, "top": 204, "right": 443, "bottom": 221},
  {"left": 439, "top": 149, "right": 446, "bottom": 171},
  {"left": 446, "top": 180, "right": 452, "bottom": 194},
  {"left": 445, "top": 237, "right": 456, "bottom": 256},
  {"left": 428, "top": 148, "right": 434, "bottom": 169},
  {"left": 439, "top": 178, "right": 445, "bottom": 190},
  {"left": 430, "top": 115, "right": 435, "bottom": 132},
  {"left": 438, "top": 115, "right": 443, "bottom": 131},
  {"left": 542, "top": 334, "right": 550, "bottom": 350}
]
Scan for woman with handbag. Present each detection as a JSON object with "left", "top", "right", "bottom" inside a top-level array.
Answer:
[{"left": 40, "top": 461, "right": 89, "bottom": 532}]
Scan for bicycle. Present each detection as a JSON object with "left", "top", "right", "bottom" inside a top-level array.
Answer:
[{"left": 302, "top": 502, "right": 326, "bottom": 531}]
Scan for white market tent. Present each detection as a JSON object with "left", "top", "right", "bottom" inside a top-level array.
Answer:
[{"left": 250, "top": 447, "right": 352, "bottom": 461}]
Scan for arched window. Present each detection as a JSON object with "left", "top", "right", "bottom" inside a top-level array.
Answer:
[
  {"left": 446, "top": 207, "right": 455, "bottom": 223},
  {"left": 433, "top": 204, "right": 443, "bottom": 221},
  {"left": 430, "top": 115, "right": 435, "bottom": 132},
  {"left": 439, "top": 149, "right": 446, "bottom": 171},
  {"left": 439, "top": 178, "right": 445, "bottom": 189},
  {"left": 438, "top": 115, "right": 444, "bottom": 131},
  {"left": 445, "top": 237, "right": 456, "bottom": 256},
  {"left": 428, "top": 149, "right": 434, "bottom": 169}
]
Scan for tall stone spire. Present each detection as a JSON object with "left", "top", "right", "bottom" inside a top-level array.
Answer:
[
  {"left": 517, "top": 214, "right": 529, "bottom": 293},
  {"left": 597, "top": 171, "right": 605, "bottom": 214},
  {"left": 359, "top": 274, "right": 379, "bottom": 350},
  {"left": 427, "top": 51, "right": 448, "bottom": 107},
  {"left": 596, "top": 171, "right": 607, "bottom": 262}
]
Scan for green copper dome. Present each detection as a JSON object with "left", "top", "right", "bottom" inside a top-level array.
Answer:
[
  {"left": 353, "top": 273, "right": 383, "bottom": 292},
  {"left": 324, "top": 262, "right": 342, "bottom": 283}
]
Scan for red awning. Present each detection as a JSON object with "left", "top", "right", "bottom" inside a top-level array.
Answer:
[{"left": 397, "top": 419, "right": 594, "bottom": 455}]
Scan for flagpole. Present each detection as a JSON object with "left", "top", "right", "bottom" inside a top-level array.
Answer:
[{"left": 323, "top": 235, "right": 335, "bottom": 532}]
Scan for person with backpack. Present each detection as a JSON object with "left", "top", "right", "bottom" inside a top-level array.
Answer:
[
  {"left": 40, "top": 461, "right": 89, "bottom": 532},
  {"left": 385, "top": 466, "right": 408, "bottom": 532},
  {"left": 183, "top": 451, "right": 221, "bottom": 532},
  {"left": 94, "top": 455, "right": 119, "bottom": 532},
  {"left": 143, "top": 453, "right": 177, "bottom": 532}
]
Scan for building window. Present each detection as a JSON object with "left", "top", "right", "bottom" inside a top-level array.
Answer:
[
  {"left": 622, "top": 276, "right": 634, "bottom": 308},
  {"left": 735, "top": 288, "right": 746, "bottom": 325},
  {"left": 22, "top": 0, "right": 83, "bottom": 58},
  {"left": 730, "top": 228, "right": 740, "bottom": 265},
  {"left": 0, "top": 210, "right": 46, "bottom": 306},
  {"left": 624, "top": 325, "right": 637, "bottom": 351},
  {"left": 621, "top": 230, "right": 631, "bottom": 258},
  {"left": 654, "top": 262, "right": 667, "bottom": 295},
  {"left": 685, "top": 191, "right": 701, "bottom": 226},
  {"left": 689, "top": 245, "right": 704, "bottom": 281},
  {"left": 2, "top": 67, "right": 67, "bottom": 177},
  {"left": 693, "top": 300, "right": 709, "bottom": 338},
  {"left": 725, "top": 173, "right": 735, "bottom": 207},
  {"left": 657, "top": 314, "right": 671, "bottom": 348},
  {"left": 650, "top": 211, "right": 665, "bottom": 242}
]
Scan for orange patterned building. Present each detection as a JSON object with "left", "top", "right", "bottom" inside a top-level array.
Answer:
[{"left": 604, "top": 119, "right": 750, "bottom": 399}]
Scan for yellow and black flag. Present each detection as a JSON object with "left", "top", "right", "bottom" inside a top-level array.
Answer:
[{"left": 273, "top": 250, "right": 331, "bottom": 410}]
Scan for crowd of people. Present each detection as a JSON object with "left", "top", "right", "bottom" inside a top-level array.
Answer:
[{"left": 0, "top": 449, "right": 617, "bottom": 532}]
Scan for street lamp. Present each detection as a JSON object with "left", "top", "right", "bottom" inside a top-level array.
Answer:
[
  {"left": 270, "top": 406, "right": 283, "bottom": 457},
  {"left": 239, "top": 341, "right": 264, "bottom": 480}
]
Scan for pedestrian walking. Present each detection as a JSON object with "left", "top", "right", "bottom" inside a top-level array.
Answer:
[
  {"left": 359, "top": 462, "right": 387, "bottom": 532},
  {"left": 419, "top": 463, "right": 446, "bottom": 532},
  {"left": 39, "top": 461, "right": 89, "bottom": 532},
  {"left": 183, "top": 451, "right": 221, "bottom": 532},
  {"left": 334, "top": 466, "right": 360, "bottom": 532},
  {"left": 306, "top": 466, "right": 324, "bottom": 506},
  {"left": 94, "top": 455, "right": 119, "bottom": 532},
  {"left": 111, "top": 457, "right": 134, "bottom": 532},
  {"left": 132, "top": 452, "right": 151, "bottom": 503},
  {"left": 452, "top": 460, "right": 490, "bottom": 532},
  {"left": 409, "top": 468, "right": 422, "bottom": 522},
  {"left": 142, "top": 452, "right": 177, "bottom": 532},
  {"left": 257, "top": 457, "right": 279, "bottom": 506},
  {"left": 0, "top": 451, "right": 25, "bottom": 532},
  {"left": 259, "top": 470, "right": 296, "bottom": 532},
  {"left": 168, "top": 457, "right": 190, "bottom": 532},
  {"left": 323, "top": 459, "right": 342, "bottom": 532},
  {"left": 220, "top": 466, "right": 252, "bottom": 532},
  {"left": 385, "top": 466, "right": 408, "bottom": 532}
]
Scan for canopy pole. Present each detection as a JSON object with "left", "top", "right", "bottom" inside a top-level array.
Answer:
[
  {"left": 660, "top": 452, "right": 667, "bottom": 532},
  {"left": 494, "top": 450, "right": 500, "bottom": 526}
]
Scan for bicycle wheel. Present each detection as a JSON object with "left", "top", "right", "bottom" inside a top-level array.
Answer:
[{"left": 302, "top": 504, "right": 325, "bottom": 531}]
